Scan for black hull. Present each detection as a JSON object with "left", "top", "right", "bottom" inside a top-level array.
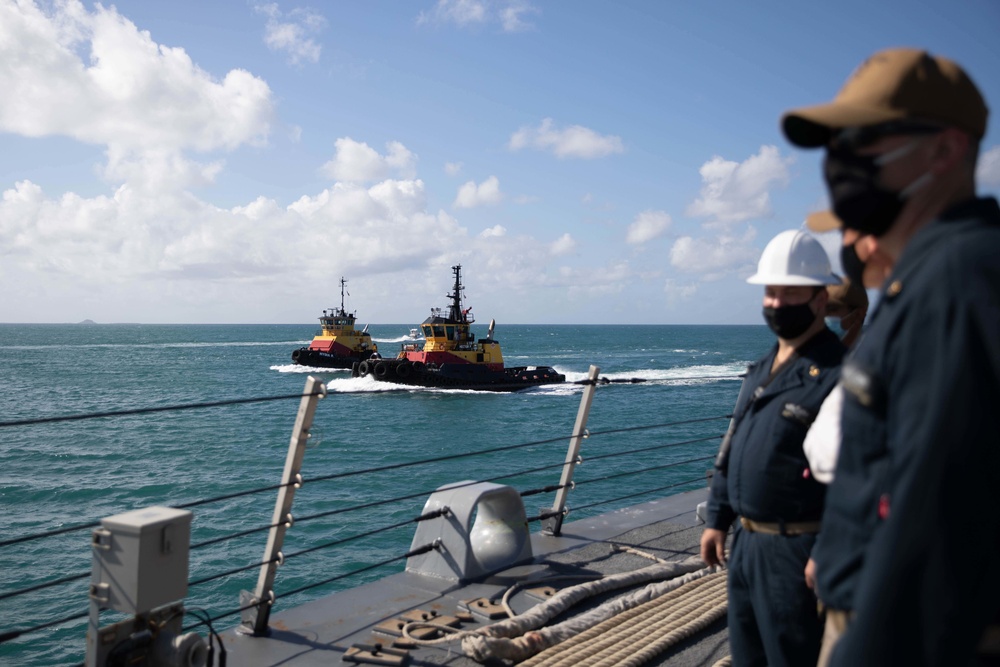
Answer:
[
  {"left": 291, "top": 347, "right": 369, "bottom": 369},
  {"left": 352, "top": 359, "right": 565, "bottom": 392}
]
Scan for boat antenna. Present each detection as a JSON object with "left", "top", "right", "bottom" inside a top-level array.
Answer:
[
  {"left": 447, "top": 265, "right": 464, "bottom": 322},
  {"left": 340, "top": 277, "right": 349, "bottom": 315}
]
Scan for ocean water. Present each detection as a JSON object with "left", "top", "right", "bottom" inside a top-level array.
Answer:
[{"left": 0, "top": 322, "right": 772, "bottom": 666}]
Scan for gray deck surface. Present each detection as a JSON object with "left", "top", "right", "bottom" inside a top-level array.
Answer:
[{"left": 221, "top": 487, "right": 728, "bottom": 666}]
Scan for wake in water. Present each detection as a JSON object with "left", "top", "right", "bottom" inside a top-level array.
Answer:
[
  {"left": 271, "top": 363, "right": 746, "bottom": 393},
  {"left": 557, "top": 363, "right": 746, "bottom": 386},
  {"left": 270, "top": 363, "right": 352, "bottom": 374}
]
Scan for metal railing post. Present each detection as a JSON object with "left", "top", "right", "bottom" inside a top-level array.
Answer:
[
  {"left": 542, "top": 364, "right": 600, "bottom": 536},
  {"left": 239, "top": 376, "right": 325, "bottom": 637}
]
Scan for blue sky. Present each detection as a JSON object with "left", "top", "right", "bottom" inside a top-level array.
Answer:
[{"left": 2, "top": 0, "right": 999, "bottom": 325}]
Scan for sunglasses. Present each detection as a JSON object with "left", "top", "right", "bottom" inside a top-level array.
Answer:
[{"left": 830, "top": 121, "right": 944, "bottom": 152}]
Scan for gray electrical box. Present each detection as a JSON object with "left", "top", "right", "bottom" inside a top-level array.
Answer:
[{"left": 91, "top": 506, "right": 192, "bottom": 615}]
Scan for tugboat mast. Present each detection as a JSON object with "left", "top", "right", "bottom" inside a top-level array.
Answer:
[
  {"left": 447, "top": 265, "right": 464, "bottom": 322},
  {"left": 339, "top": 277, "right": 349, "bottom": 316}
]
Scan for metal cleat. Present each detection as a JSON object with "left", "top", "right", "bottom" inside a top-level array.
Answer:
[
  {"left": 459, "top": 597, "right": 508, "bottom": 620},
  {"left": 343, "top": 642, "right": 409, "bottom": 666},
  {"left": 524, "top": 585, "right": 559, "bottom": 601}
]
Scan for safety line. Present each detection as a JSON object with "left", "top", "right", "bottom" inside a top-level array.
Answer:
[
  {"left": 576, "top": 455, "right": 716, "bottom": 486},
  {"left": 182, "top": 542, "right": 438, "bottom": 632},
  {"left": 570, "top": 476, "right": 708, "bottom": 512},
  {"left": 295, "top": 460, "right": 574, "bottom": 524},
  {"left": 282, "top": 509, "right": 447, "bottom": 561},
  {"left": 582, "top": 434, "right": 723, "bottom": 463},
  {"left": 0, "top": 610, "right": 89, "bottom": 644},
  {"left": 584, "top": 414, "right": 731, "bottom": 439},
  {"left": 0, "top": 389, "right": 326, "bottom": 428},
  {"left": 303, "top": 414, "right": 731, "bottom": 485},
  {"left": 0, "top": 571, "right": 89, "bottom": 603}
]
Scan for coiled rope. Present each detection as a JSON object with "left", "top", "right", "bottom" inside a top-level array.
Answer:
[
  {"left": 402, "top": 553, "right": 727, "bottom": 664},
  {"left": 518, "top": 572, "right": 727, "bottom": 666}
]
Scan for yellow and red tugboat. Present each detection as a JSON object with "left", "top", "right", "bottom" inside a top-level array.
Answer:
[
  {"left": 291, "top": 277, "right": 378, "bottom": 369},
  {"left": 352, "top": 265, "right": 564, "bottom": 391}
]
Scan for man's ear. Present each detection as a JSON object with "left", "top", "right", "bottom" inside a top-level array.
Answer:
[{"left": 930, "top": 128, "right": 971, "bottom": 175}]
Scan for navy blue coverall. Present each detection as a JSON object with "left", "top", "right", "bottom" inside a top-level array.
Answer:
[
  {"left": 813, "top": 197, "right": 1000, "bottom": 666},
  {"left": 706, "top": 327, "right": 844, "bottom": 667}
]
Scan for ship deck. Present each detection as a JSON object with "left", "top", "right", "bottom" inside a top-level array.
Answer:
[{"left": 221, "top": 487, "right": 729, "bottom": 666}]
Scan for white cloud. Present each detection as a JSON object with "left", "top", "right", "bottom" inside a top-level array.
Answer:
[
  {"left": 664, "top": 279, "right": 698, "bottom": 303},
  {"left": 669, "top": 227, "right": 760, "bottom": 281},
  {"left": 685, "top": 145, "right": 792, "bottom": 226},
  {"left": 417, "top": 0, "right": 538, "bottom": 32},
  {"left": 550, "top": 233, "right": 577, "bottom": 256},
  {"left": 508, "top": 118, "right": 624, "bottom": 159},
  {"left": 102, "top": 147, "right": 225, "bottom": 194},
  {"left": 0, "top": 176, "right": 463, "bottom": 291},
  {"left": 480, "top": 225, "right": 506, "bottom": 238},
  {"left": 977, "top": 145, "right": 1000, "bottom": 187},
  {"left": 254, "top": 3, "right": 326, "bottom": 65},
  {"left": 0, "top": 0, "right": 273, "bottom": 190},
  {"left": 0, "top": 2, "right": 643, "bottom": 325},
  {"left": 453, "top": 175, "right": 502, "bottom": 208},
  {"left": 445, "top": 161, "right": 463, "bottom": 175},
  {"left": 321, "top": 138, "right": 417, "bottom": 183},
  {"left": 626, "top": 210, "right": 672, "bottom": 245},
  {"left": 547, "top": 262, "right": 633, "bottom": 297},
  {"left": 499, "top": 1, "right": 540, "bottom": 31}
]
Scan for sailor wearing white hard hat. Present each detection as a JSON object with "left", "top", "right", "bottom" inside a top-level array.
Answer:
[{"left": 701, "top": 229, "right": 845, "bottom": 667}]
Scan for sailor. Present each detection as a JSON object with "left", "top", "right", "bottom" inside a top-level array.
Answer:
[
  {"left": 800, "top": 277, "right": 869, "bottom": 486},
  {"left": 701, "top": 229, "right": 845, "bottom": 666},
  {"left": 782, "top": 47, "right": 1000, "bottom": 666},
  {"left": 822, "top": 277, "right": 867, "bottom": 348}
]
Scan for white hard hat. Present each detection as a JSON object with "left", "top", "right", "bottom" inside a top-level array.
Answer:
[{"left": 746, "top": 229, "right": 841, "bottom": 286}]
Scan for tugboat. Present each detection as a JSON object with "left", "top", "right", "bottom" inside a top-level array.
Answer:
[
  {"left": 352, "top": 265, "right": 565, "bottom": 391},
  {"left": 291, "top": 278, "right": 378, "bottom": 369}
]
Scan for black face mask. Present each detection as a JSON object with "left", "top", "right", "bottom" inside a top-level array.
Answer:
[
  {"left": 822, "top": 140, "right": 933, "bottom": 237},
  {"left": 823, "top": 149, "right": 904, "bottom": 237},
  {"left": 763, "top": 299, "right": 819, "bottom": 340},
  {"left": 840, "top": 243, "right": 866, "bottom": 288}
]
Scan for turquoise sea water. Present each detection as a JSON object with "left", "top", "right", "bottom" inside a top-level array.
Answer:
[{"left": 0, "top": 322, "right": 772, "bottom": 666}]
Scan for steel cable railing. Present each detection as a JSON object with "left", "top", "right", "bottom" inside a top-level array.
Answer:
[
  {"left": 574, "top": 455, "right": 716, "bottom": 487},
  {"left": 0, "top": 440, "right": 580, "bottom": 625},
  {"left": 293, "top": 457, "right": 577, "bottom": 525},
  {"left": 0, "top": 388, "right": 327, "bottom": 429},
  {"left": 0, "top": 372, "right": 736, "bottom": 657},
  {"left": 570, "top": 475, "right": 712, "bottom": 513},
  {"left": 181, "top": 541, "right": 441, "bottom": 634},
  {"left": 582, "top": 433, "right": 724, "bottom": 464},
  {"left": 0, "top": 478, "right": 302, "bottom": 550}
]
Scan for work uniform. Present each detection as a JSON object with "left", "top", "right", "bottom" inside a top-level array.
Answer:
[
  {"left": 813, "top": 197, "right": 1000, "bottom": 666},
  {"left": 706, "top": 328, "right": 844, "bottom": 667}
]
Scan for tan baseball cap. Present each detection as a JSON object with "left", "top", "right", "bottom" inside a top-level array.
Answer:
[
  {"left": 806, "top": 210, "right": 844, "bottom": 233},
  {"left": 827, "top": 276, "right": 868, "bottom": 310},
  {"left": 782, "top": 47, "right": 988, "bottom": 149}
]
